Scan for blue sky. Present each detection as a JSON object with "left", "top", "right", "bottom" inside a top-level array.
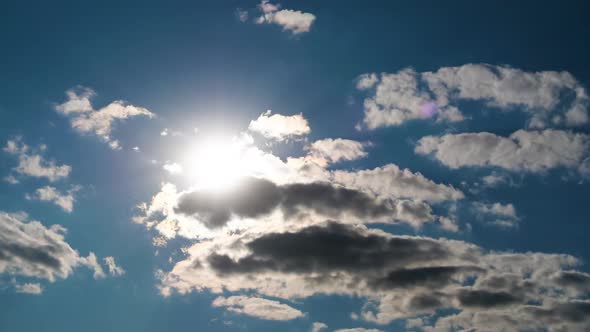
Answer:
[{"left": 1, "top": 1, "right": 590, "bottom": 331}]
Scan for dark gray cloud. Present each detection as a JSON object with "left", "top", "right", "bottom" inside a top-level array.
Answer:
[
  {"left": 208, "top": 222, "right": 453, "bottom": 275},
  {"left": 456, "top": 289, "right": 522, "bottom": 308},
  {"left": 175, "top": 177, "right": 427, "bottom": 228}
]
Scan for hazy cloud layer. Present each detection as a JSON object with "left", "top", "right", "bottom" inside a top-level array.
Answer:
[
  {"left": 55, "top": 87, "right": 154, "bottom": 149},
  {"left": 357, "top": 64, "right": 589, "bottom": 129}
]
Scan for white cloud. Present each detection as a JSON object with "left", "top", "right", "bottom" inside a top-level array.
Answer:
[
  {"left": 331, "top": 164, "right": 464, "bottom": 203},
  {"left": 0, "top": 212, "right": 100, "bottom": 283},
  {"left": 306, "top": 138, "right": 369, "bottom": 165},
  {"left": 357, "top": 64, "right": 589, "bottom": 129},
  {"left": 26, "top": 186, "right": 79, "bottom": 213},
  {"left": 14, "top": 282, "right": 43, "bottom": 295},
  {"left": 311, "top": 322, "right": 328, "bottom": 332},
  {"left": 83, "top": 252, "right": 106, "bottom": 279},
  {"left": 473, "top": 202, "right": 520, "bottom": 228},
  {"left": 248, "top": 110, "right": 310, "bottom": 141},
  {"left": 163, "top": 162, "right": 183, "bottom": 174},
  {"left": 255, "top": 1, "right": 316, "bottom": 34},
  {"left": 416, "top": 129, "right": 590, "bottom": 173},
  {"left": 4, "top": 139, "right": 71, "bottom": 182},
  {"left": 212, "top": 295, "right": 304, "bottom": 321},
  {"left": 104, "top": 256, "right": 125, "bottom": 277},
  {"left": 55, "top": 87, "right": 155, "bottom": 149}
]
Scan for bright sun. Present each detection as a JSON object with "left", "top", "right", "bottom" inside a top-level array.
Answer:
[{"left": 185, "top": 135, "right": 254, "bottom": 190}]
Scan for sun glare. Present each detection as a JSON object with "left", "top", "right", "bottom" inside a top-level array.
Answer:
[{"left": 185, "top": 135, "right": 253, "bottom": 190}]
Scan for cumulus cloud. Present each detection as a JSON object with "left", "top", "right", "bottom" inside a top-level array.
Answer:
[
  {"left": 0, "top": 211, "right": 125, "bottom": 292},
  {"left": 311, "top": 322, "right": 328, "bottom": 332},
  {"left": 416, "top": 129, "right": 590, "bottom": 174},
  {"left": 157, "top": 221, "right": 589, "bottom": 331},
  {"left": 26, "top": 186, "right": 80, "bottom": 213},
  {"left": 4, "top": 139, "right": 71, "bottom": 182},
  {"left": 104, "top": 256, "right": 125, "bottom": 277},
  {"left": 306, "top": 138, "right": 369, "bottom": 165},
  {"left": 357, "top": 64, "right": 589, "bottom": 129},
  {"left": 0, "top": 212, "right": 105, "bottom": 283},
  {"left": 212, "top": 295, "right": 304, "bottom": 321},
  {"left": 331, "top": 164, "right": 464, "bottom": 203},
  {"left": 334, "top": 329, "right": 383, "bottom": 332},
  {"left": 248, "top": 110, "right": 310, "bottom": 141},
  {"left": 255, "top": 1, "right": 316, "bottom": 34},
  {"left": 55, "top": 87, "right": 154, "bottom": 149}
]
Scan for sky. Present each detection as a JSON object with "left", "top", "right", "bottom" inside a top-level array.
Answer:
[{"left": 1, "top": 1, "right": 590, "bottom": 331}]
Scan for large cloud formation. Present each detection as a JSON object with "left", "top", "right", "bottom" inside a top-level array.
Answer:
[
  {"left": 357, "top": 64, "right": 589, "bottom": 129},
  {"left": 55, "top": 87, "right": 154, "bottom": 149},
  {"left": 158, "top": 221, "right": 590, "bottom": 331}
]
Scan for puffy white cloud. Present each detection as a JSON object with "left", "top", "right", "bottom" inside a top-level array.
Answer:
[
  {"left": 306, "top": 138, "right": 369, "bottom": 165},
  {"left": 26, "top": 186, "right": 80, "bottom": 213},
  {"left": 416, "top": 129, "right": 590, "bottom": 173},
  {"left": 83, "top": 252, "right": 106, "bottom": 279},
  {"left": 311, "top": 321, "right": 328, "bottom": 332},
  {"left": 357, "top": 64, "right": 589, "bottom": 129},
  {"left": 55, "top": 87, "right": 154, "bottom": 149},
  {"left": 255, "top": 1, "right": 316, "bottom": 34},
  {"left": 331, "top": 164, "right": 464, "bottom": 203},
  {"left": 212, "top": 295, "right": 304, "bottom": 321},
  {"left": 248, "top": 110, "right": 310, "bottom": 141},
  {"left": 334, "top": 329, "right": 383, "bottom": 332},
  {"left": 4, "top": 139, "right": 71, "bottom": 182},
  {"left": 104, "top": 256, "right": 125, "bottom": 277}
]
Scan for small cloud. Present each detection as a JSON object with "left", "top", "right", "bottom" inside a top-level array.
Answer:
[
  {"left": 163, "top": 162, "right": 183, "bottom": 174},
  {"left": 212, "top": 295, "right": 304, "bottom": 321},
  {"left": 4, "top": 138, "right": 71, "bottom": 182},
  {"left": 254, "top": 1, "right": 316, "bottom": 35},
  {"left": 55, "top": 86, "right": 155, "bottom": 149},
  {"left": 311, "top": 322, "right": 328, "bottom": 332},
  {"left": 14, "top": 282, "right": 43, "bottom": 295},
  {"left": 26, "top": 185, "right": 80, "bottom": 213},
  {"left": 248, "top": 110, "right": 310, "bottom": 141},
  {"left": 236, "top": 8, "right": 249, "bottom": 22},
  {"left": 104, "top": 256, "right": 125, "bottom": 277}
]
